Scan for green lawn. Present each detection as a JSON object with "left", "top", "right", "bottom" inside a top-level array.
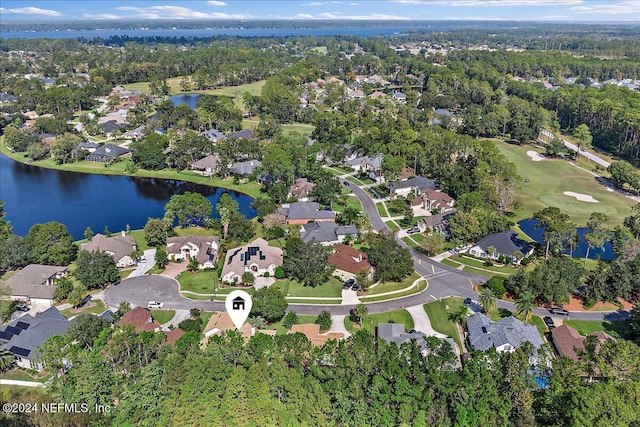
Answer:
[
  {"left": 150, "top": 309, "right": 175, "bottom": 325},
  {"left": 332, "top": 195, "right": 363, "bottom": 213},
  {"left": 120, "top": 269, "right": 135, "bottom": 279},
  {"left": 60, "top": 299, "right": 107, "bottom": 318},
  {"left": 177, "top": 270, "right": 220, "bottom": 294},
  {"left": 564, "top": 319, "right": 631, "bottom": 339},
  {"left": 345, "top": 309, "right": 414, "bottom": 334},
  {"left": 446, "top": 255, "right": 521, "bottom": 276},
  {"left": 495, "top": 141, "right": 635, "bottom": 226},
  {"left": 423, "top": 298, "right": 464, "bottom": 348},
  {"left": 281, "top": 123, "right": 315, "bottom": 137},
  {"left": 365, "top": 272, "right": 420, "bottom": 296},
  {"left": 402, "top": 236, "right": 419, "bottom": 248},
  {"left": 277, "top": 277, "right": 343, "bottom": 298},
  {"left": 199, "top": 311, "right": 214, "bottom": 332},
  {"left": 0, "top": 369, "right": 52, "bottom": 383},
  {"left": 385, "top": 221, "right": 400, "bottom": 231}
]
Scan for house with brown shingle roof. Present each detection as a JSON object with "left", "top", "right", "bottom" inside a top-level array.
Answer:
[
  {"left": 81, "top": 232, "right": 136, "bottom": 268},
  {"left": 328, "top": 244, "right": 372, "bottom": 280},
  {"left": 288, "top": 178, "right": 316, "bottom": 202},
  {"left": 221, "top": 238, "right": 283, "bottom": 284},
  {"left": 118, "top": 306, "right": 161, "bottom": 333},
  {"left": 5, "top": 264, "right": 67, "bottom": 306},
  {"left": 166, "top": 235, "right": 219, "bottom": 269},
  {"left": 550, "top": 324, "right": 614, "bottom": 362},
  {"left": 201, "top": 311, "right": 253, "bottom": 345},
  {"left": 165, "top": 328, "right": 185, "bottom": 346},
  {"left": 421, "top": 189, "right": 455, "bottom": 213},
  {"left": 289, "top": 324, "right": 344, "bottom": 346}
]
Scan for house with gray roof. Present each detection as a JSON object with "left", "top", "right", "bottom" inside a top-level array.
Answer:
[
  {"left": 390, "top": 176, "right": 437, "bottom": 198},
  {"left": 0, "top": 92, "right": 17, "bottom": 103},
  {"left": 0, "top": 307, "right": 70, "bottom": 371},
  {"left": 229, "top": 159, "right": 261, "bottom": 177},
  {"left": 191, "top": 154, "right": 221, "bottom": 176},
  {"left": 200, "top": 129, "right": 225, "bottom": 143},
  {"left": 346, "top": 154, "right": 385, "bottom": 183},
  {"left": 227, "top": 129, "right": 256, "bottom": 140},
  {"left": 86, "top": 144, "right": 130, "bottom": 162},
  {"left": 468, "top": 230, "right": 534, "bottom": 263},
  {"left": 81, "top": 232, "right": 137, "bottom": 268},
  {"left": 467, "top": 313, "right": 543, "bottom": 353},
  {"left": 77, "top": 141, "right": 100, "bottom": 153},
  {"left": 377, "top": 323, "right": 460, "bottom": 367},
  {"left": 299, "top": 222, "right": 357, "bottom": 245},
  {"left": 5, "top": 264, "right": 68, "bottom": 306},
  {"left": 124, "top": 125, "right": 146, "bottom": 140},
  {"left": 221, "top": 238, "right": 283, "bottom": 284},
  {"left": 278, "top": 202, "right": 336, "bottom": 225}
]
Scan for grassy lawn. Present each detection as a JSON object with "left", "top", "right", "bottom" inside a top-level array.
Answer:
[
  {"left": 150, "top": 309, "right": 175, "bottom": 325},
  {"left": 0, "top": 369, "right": 52, "bottom": 383},
  {"left": 365, "top": 272, "right": 420, "bottom": 296},
  {"left": 266, "top": 314, "right": 319, "bottom": 335},
  {"left": 199, "top": 311, "right": 214, "bottom": 332},
  {"left": 60, "top": 299, "right": 107, "bottom": 318},
  {"left": 376, "top": 202, "right": 388, "bottom": 217},
  {"left": 332, "top": 195, "right": 363, "bottom": 213},
  {"left": 564, "top": 319, "right": 631, "bottom": 339},
  {"left": 177, "top": 270, "right": 219, "bottom": 294},
  {"left": 281, "top": 123, "right": 315, "bottom": 137},
  {"left": 450, "top": 255, "right": 521, "bottom": 275},
  {"left": 277, "top": 277, "right": 343, "bottom": 298},
  {"left": 120, "top": 269, "right": 135, "bottom": 279},
  {"left": 344, "top": 309, "right": 414, "bottom": 334},
  {"left": 402, "top": 236, "right": 419, "bottom": 248},
  {"left": 495, "top": 141, "right": 635, "bottom": 226},
  {"left": 385, "top": 221, "right": 399, "bottom": 231},
  {"left": 423, "top": 297, "right": 464, "bottom": 348},
  {"left": 1, "top": 270, "right": 17, "bottom": 280}
]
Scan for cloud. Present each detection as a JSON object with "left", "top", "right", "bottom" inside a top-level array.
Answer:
[
  {"left": 571, "top": 1, "right": 640, "bottom": 15},
  {"left": 114, "top": 5, "right": 248, "bottom": 19},
  {"left": 0, "top": 6, "right": 63, "bottom": 16},
  {"left": 543, "top": 15, "right": 568, "bottom": 19},
  {"left": 390, "top": 0, "right": 582, "bottom": 6},
  {"left": 308, "top": 2, "right": 328, "bottom": 5},
  {"left": 293, "top": 12, "right": 409, "bottom": 19},
  {"left": 207, "top": 1, "right": 228, "bottom": 5},
  {"left": 350, "top": 2, "right": 360, "bottom": 5},
  {"left": 82, "top": 13, "right": 121, "bottom": 20}
]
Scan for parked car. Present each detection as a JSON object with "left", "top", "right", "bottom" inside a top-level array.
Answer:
[
  {"left": 147, "top": 301, "right": 164, "bottom": 309},
  {"left": 464, "top": 297, "right": 472, "bottom": 306},
  {"left": 75, "top": 295, "right": 91, "bottom": 309},
  {"left": 15, "top": 303, "right": 30, "bottom": 312},
  {"left": 343, "top": 181, "right": 350, "bottom": 186},
  {"left": 543, "top": 316, "right": 555, "bottom": 329},
  {"left": 112, "top": 280, "right": 120, "bottom": 286},
  {"left": 406, "top": 227, "right": 420, "bottom": 234},
  {"left": 139, "top": 256, "right": 147, "bottom": 263},
  {"left": 549, "top": 308, "right": 569, "bottom": 316}
]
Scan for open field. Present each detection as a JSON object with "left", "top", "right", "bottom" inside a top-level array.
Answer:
[
  {"left": 277, "top": 277, "right": 343, "bottom": 298},
  {"left": 177, "top": 270, "right": 219, "bottom": 294},
  {"left": 495, "top": 141, "right": 635, "bottom": 226}
]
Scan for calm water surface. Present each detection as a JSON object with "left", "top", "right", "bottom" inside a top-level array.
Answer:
[{"left": 0, "top": 153, "right": 255, "bottom": 239}]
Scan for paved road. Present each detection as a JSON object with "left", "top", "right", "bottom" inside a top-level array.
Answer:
[{"left": 539, "top": 130, "right": 610, "bottom": 168}]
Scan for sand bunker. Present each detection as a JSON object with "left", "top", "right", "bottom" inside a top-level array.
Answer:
[
  {"left": 564, "top": 191, "right": 599, "bottom": 203},
  {"left": 527, "top": 151, "right": 546, "bottom": 161}
]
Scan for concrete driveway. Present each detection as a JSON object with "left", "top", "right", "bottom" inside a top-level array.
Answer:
[{"left": 128, "top": 248, "right": 156, "bottom": 278}]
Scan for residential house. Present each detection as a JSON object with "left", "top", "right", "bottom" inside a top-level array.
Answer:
[
  {"left": 468, "top": 231, "right": 534, "bottom": 263},
  {"left": 200, "top": 129, "right": 225, "bottom": 143},
  {"left": 369, "top": 91, "right": 386, "bottom": 100},
  {"left": 166, "top": 235, "right": 220, "bottom": 269},
  {"left": 467, "top": 313, "right": 544, "bottom": 353},
  {"left": 0, "top": 93, "right": 17, "bottom": 103},
  {"left": 100, "top": 120, "right": 125, "bottom": 137},
  {"left": 377, "top": 323, "right": 460, "bottom": 366},
  {"left": 118, "top": 306, "right": 161, "bottom": 333},
  {"left": 550, "top": 324, "right": 614, "bottom": 362},
  {"left": 346, "top": 154, "right": 384, "bottom": 183},
  {"left": 421, "top": 189, "right": 455, "bottom": 212},
  {"left": 390, "top": 176, "right": 437, "bottom": 199},
  {"left": 124, "top": 125, "right": 145, "bottom": 140},
  {"left": 289, "top": 324, "right": 344, "bottom": 346},
  {"left": 400, "top": 165, "right": 415, "bottom": 181},
  {"left": 202, "top": 311, "right": 253, "bottom": 344},
  {"left": 191, "top": 154, "right": 221, "bottom": 176},
  {"left": 229, "top": 159, "right": 261, "bottom": 177},
  {"left": 77, "top": 141, "right": 100, "bottom": 153},
  {"left": 0, "top": 307, "right": 70, "bottom": 371},
  {"left": 227, "top": 129, "right": 256, "bottom": 140},
  {"left": 417, "top": 211, "right": 454, "bottom": 237},
  {"left": 365, "top": 75, "right": 391, "bottom": 86},
  {"left": 5, "top": 264, "right": 68, "bottom": 307},
  {"left": 299, "top": 222, "right": 357, "bottom": 245},
  {"left": 278, "top": 202, "right": 336, "bottom": 225},
  {"left": 392, "top": 91, "right": 407, "bottom": 103},
  {"left": 328, "top": 244, "right": 372, "bottom": 280},
  {"left": 288, "top": 177, "right": 316, "bottom": 202},
  {"left": 221, "top": 238, "right": 283, "bottom": 284},
  {"left": 86, "top": 144, "right": 130, "bottom": 162},
  {"left": 81, "top": 232, "right": 137, "bottom": 268}
]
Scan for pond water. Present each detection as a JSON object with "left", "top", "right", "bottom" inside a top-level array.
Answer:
[
  {"left": 168, "top": 94, "right": 203, "bottom": 109},
  {"left": 518, "top": 218, "right": 615, "bottom": 260},
  {"left": 0, "top": 153, "right": 255, "bottom": 240}
]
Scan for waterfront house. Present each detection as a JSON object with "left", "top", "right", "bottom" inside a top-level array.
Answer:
[
  {"left": 81, "top": 232, "right": 137, "bottom": 267},
  {"left": 5, "top": 264, "right": 67, "bottom": 307}
]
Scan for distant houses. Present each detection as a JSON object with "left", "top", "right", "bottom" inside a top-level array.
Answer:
[
  {"left": 86, "top": 144, "right": 130, "bottom": 162},
  {"left": 390, "top": 176, "right": 437, "bottom": 199},
  {"left": 468, "top": 230, "right": 534, "bottom": 263},
  {"left": 278, "top": 202, "right": 336, "bottom": 225},
  {"left": 5, "top": 264, "right": 68, "bottom": 307}
]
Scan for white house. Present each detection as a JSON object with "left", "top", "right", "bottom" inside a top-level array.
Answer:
[
  {"left": 166, "top": 235, "right": 220, "bottom": 269},
  {"left": 81, "top": 232, "right": 137, "bottom": 268},
  {"left": 221, "top": 238, "right": 283, "bottom": 284}
]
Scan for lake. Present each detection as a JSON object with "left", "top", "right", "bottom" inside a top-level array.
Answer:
[
  {"left": 0, "top": 154, "right": 256, "bottom": 240},
  {"left": 518, "top": 218, "right": 615, "bottom": 260},
  {"left": 169, "top": 94, "right": 202, "bottom": 109}
]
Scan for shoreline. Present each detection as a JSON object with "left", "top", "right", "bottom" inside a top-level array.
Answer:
[{"left": 0, "top": 137, "right": 262, "bottom": 200}]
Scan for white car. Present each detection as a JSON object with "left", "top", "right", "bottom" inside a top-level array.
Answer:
[
  {"left": 147, "top": 301, "right": 164, "bottom": 309},
  {"left": 139, "top": 256, "right": 147, "bottom": 263}
]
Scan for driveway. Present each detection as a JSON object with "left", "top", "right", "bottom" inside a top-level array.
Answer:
[
  {"left": 405, "top": 305, "right": 447, "bottom": 338},
  {"left": 329, "top": 315, "right": 351, "bottom": 338},
  {"left": 162, "top": 261, "right": 188, "bottom": 279},
  {"left": 128, "top": 248, "right": 157, "bottom": 278}
]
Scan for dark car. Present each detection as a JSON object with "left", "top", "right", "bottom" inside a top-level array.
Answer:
[
  {"left": 15, "top": 303, "right": 30, "bottom": 312},
  {"left": 343, "top": 181, "right": 350, "bottom": 186},
  {"left": 112, "top": 280, "right": 121, "bottom": 286},
  {"left": 543, "top": 316, "right": 555, "bottom": 329},
  {"left": 351, "top": 283, "right": 359, "bottom": 291},
  {"left": 464, "top": 297, "right": 472, "bottom": 306},
  {"left": 549, "top": 308, "right": 569, "bottom": 316}
]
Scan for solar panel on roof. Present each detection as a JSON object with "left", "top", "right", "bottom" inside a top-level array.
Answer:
[
  {"left": 0, "top": 331, "right": 13, "bottom": 340},
  {"left": 15, "top": 321, "right": 30, "bottom": 330},
  {"left": 10, "top": 346, "right": 31, "bottom": 357},
  {"left": 5, "top": 326, "right": 22, "bottom": 336}
]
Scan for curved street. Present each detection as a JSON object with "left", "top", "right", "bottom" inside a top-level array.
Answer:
[{"left": 104, "top": 177, "right": 629, "bottom": 323}]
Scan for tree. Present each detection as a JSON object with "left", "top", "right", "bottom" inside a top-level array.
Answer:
[
  {"left": 68, "top": 283, "right": 88, "bottom": 308},
  {"left": 178, "top": 318, "right": 202, "bottom": 333},
  {"left": 50, "top": 134, "right": 80, "bottom": 164},
  {"left": 248, "top": 316, "right": 266, "bottom": 329},
  {"left": 367, "top": 232, "right": 413, "bottom": 282},
  {"left": 118, "top": 301, "right": 131, "bottom": 316},
  {"left": 352, "top": 303, "right": 368, "bottom": 324},
  {"left": 0, "top": 347, "right": 15, "bottom": 372},
  {"left": 283, "top": 242, "right": 333, "bottom": 287},
  {"left": 242, "top": 271, "right": 255, "bottom": 285},
  {"left": 165, "top": 192, "right": 212, "bottom": 228},
  {"left": 309, "top": 176, "right": 341, "bottom": 208},
  {"left": 479, "top": 287, "right": 497, "bottom": 313},
  {"left": 355, "top": 269, "right": 372, "bottom": 291},
  {"left": 515, "top": 293, "right": 536, "bottom": 324},
  {"left": 572, "top": 124, "right": 593, "bottom": 159},
  {"left": 227, "top": 211, "right": 255, "bottom": 243},
  {"left": 534, "top": 206, "right": 571, "bottom": 260},
  {"left": 217, "top": 193, "right": 239, "bottom": 239},
  {"left": 155, "top": 249, "right": 168, "bottom": 268},
  {"left": 584, "top": 212, "right": 609, "bottom": 268},
  {"left": 282, "top": 311, "right": 299, "bottom": 329},
  {"left": 187, "top": 257, "right": 200, "bottom": 272},
  {"left": 449, "top": 211, "right": 482, "bottom": 243},
  {"left": 624, "top": 204, "right": 640, "bottom": 239},
  {"left": 316, "top": 310, "right": 332, "bottom": 332},
  {"left": 251, "top": 197, "right": 277, "bottom": 219},
  {"left": 53, "top": 277, "right": 74, "bottom": 302},
  {"left": 130, "top": 133, "right": 168, "bottom": 170},
  {"left": 545, "top": 137, "right": 566, "bottom": 158},
  {"left": 67, "top": 313, "right": 110, "bottom": 348},
  {"left": 448, "top": 305, "right": 469, "bottom": 327},
  {"left": 250, "top": 287, "right": 287, "bottom": 323},
  {"left": 25, "top": 221, "right": 78, "bottom": 265},
  {"left": 26, "top": 141, "right": 49, "bottom": 161},
  {"left": 0, "top": 233, "right": 30, "bottom": 271},
  {"left": 75, "top": 249, "right": 120, "bottom": 289},
  {"left": 84, "top": 226, "right": 94, "bottom": 241},
  {"left": 144, "top": 218, "right": 172, "bottom": 247}
]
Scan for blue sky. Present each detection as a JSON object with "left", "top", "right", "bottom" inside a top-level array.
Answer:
[{"left": 1, "top": 1, "right": 639, "bottom": 22}]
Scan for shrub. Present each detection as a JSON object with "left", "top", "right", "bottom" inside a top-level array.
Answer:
[
  {"left": 242, "top": 271, "right": 255, "bottom": 285},
  {"left": 263, "top": 272, "right": 270, "bottom": 277},
  {"left": 274, "top": 266, "right": 286, "bottom": 279},
  {"left": 483, "top": 260, "right": 493, "bottom": 267},
  {"left": 282, "top": 311, "right": 299, "bottom": 329},
  {"left": 521, "top": 257, "right": 531, "bottom": 266},
  {"left": 179, "top": 318, "right": 202, "bottom": 333},
  {"left": 316, "top": 310, "right": 332, "bottom": 331},
  {"left": 486, "top": 276, "right": 507, "bottom": 296}
]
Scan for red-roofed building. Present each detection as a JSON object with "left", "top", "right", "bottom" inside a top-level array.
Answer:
[
  {"left": 328, "top": 244, "right": 373, "bottom": 280},
  {"left": 550, "top": 324, "right": 614, "bottom": 362},
  {"left": 118, "top": 306, "right": 161, "bottom": 333},
  {"left": 420, "top": 189, "right": 455, "bottom": 213},
  {"left": 400, "top": 166, "right": 415, "bottom": 181},
  {"left": 290, "top": 324, "right": 344, "bottom": 347},
  {"left": 164, "top": 328, "right": 185, "bottom": 346}
]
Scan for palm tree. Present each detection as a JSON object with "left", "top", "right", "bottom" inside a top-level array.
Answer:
[
  {"left": 0, "top": 347, "right": 15, "bottom": 372},
  {"left": 352, "top": 303, "right": 368, "bottom": 324},
  {"left": 448, "top": 305, "right": 469, "bottom": 328},
  {"left": 515, "top": 293, "right": 536, "bottom": 324},
  {"left": 479, "top": 288, "right": 497, "bottom": 313},
  {"left": 248, "top": 316, "right": 266, "bottom": 330}
]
